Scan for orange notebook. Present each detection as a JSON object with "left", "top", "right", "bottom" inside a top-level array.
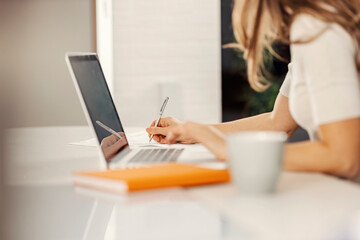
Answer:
[{"left": 73, "top": 163, "right": 230, "bottom": 194}]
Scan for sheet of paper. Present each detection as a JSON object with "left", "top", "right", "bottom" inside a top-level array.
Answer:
[
  {"left": 69, "top": 137, "right": 98, "bottom": 147},
  {"left": 68, "top": 130, "right": 166, "bottom": 148}
]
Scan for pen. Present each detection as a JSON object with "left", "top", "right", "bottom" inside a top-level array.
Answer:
[
  {"left": 96, "top": 120, "right": 123, "bottom": 139},
  {"left": 149, "top": 97, "right": 169, "bottom": 143}
]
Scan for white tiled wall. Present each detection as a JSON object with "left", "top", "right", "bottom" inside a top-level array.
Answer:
[{"left": 97, "top": 0, "right": 221, "bottom": 127}]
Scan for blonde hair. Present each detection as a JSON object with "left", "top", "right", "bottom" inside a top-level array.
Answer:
[{"left": 231, "top": 0, "right": 360, "bottom": 92}]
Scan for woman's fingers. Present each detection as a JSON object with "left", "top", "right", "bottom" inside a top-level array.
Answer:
[
  {"left": 148, "top": 120, "right": 157, "bottom": 137},
  {"left": 160, "top": 138, "right": 168, "bottom": 144},
  {"left": 146, "top": 127, "right": 170, "bottom": 144},
  {"left": 153, "top": 135, "right": 163, "bottom": 143},
  {"left": 146, "top": 116, "right": 181, "bottom": 138},
  {"left": 145, "top": 125, "right": 180, "bottom": 144},
  {"left": 146, "top": 126, "right": 168, "bottom": 136}
]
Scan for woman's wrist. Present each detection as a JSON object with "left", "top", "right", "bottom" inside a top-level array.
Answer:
[
  {"left": 182, "top": 121, "right": 204, "bottom": 143},
  {"left": 183, "top": 122, "right": 227, "bottom": 160}
]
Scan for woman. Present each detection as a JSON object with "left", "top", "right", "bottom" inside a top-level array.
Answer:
[{"left": 146, "top": 0, "right": 360, "bottom": 179}]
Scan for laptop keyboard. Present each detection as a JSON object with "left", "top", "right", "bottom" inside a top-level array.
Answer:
[{"left": 127, "top": 148, "right": 184, "bottom": 165}]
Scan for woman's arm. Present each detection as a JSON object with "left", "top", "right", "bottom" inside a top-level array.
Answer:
[
  {"left": 155, "top": 96, "right": 360, "bottom": 179},
  {"left": 165, "top": 122, "right": 228, "bottom": 160},
  {"left": 147, "top": 93, "right": 299, "bottom": 144},
  {"left": 166, "top": 117, "right": 360, "bottom": 179},
  {"left": 210, "top": 94, "right": 298, "bottom": 137},
  {"left": 157, "top": 93, "right": 298, "bottom": 161},
  {"left": 284, "top": 118, "right": 360, "bottom": 179}
]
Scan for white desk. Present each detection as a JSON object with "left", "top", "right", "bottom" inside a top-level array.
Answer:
[{"left": 2, "top": 126, "right": 360, "bottom": 240}]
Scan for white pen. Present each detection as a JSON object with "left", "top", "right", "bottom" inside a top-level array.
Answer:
[
  {"left": 96, "top": 120, "right": 123, "bottom": 139},
  {"left": 149, "top": 97, "right": 169, "bottom": 143}
]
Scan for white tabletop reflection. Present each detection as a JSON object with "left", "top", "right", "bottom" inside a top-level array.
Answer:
[
  {"left": 3, "top": 126, "right": 360, "bottom": 240},
  {"left": 2, "top": 185, "right": 245, "bottom": 240},
  {"left": 2, "top": 126, "right": 245, "bottom": 239}
]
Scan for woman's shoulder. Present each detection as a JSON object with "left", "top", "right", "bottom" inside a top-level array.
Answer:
[
  {"left": 290, "top": 14, "right": 327, "bottom": 39},
  {"left": 290, "top": 13, "right": 354, "bottom": 50}
]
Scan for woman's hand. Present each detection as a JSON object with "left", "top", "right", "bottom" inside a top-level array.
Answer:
[
  {"left": 146, "top": 117, "right": 197, "bottom": 144},
  {"left": 147, "top": 119, "right": 227, "bottom": 161}
]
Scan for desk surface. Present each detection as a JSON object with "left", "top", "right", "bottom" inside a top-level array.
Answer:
[{"left": 2, "top": 126, "right": 360, "bottom": 240}]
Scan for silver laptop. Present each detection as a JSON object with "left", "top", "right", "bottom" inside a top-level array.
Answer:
[{"left": 66, "top": 53, "right": 185, "bottom": 169}]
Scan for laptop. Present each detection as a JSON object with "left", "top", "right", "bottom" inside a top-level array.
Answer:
[{"left": 66, "top": 53, "right": 200, "bottom": 169}]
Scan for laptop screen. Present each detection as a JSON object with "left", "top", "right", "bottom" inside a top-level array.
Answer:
[{"left": 68, "top": 54, "right": 129, "bottom": 162}]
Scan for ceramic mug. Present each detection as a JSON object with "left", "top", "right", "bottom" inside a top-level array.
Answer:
[{"left": 227, "top": 131, "right": 287, "bottom": 194}]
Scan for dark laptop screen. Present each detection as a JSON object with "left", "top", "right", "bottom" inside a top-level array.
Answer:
[{"left": 68, "top": 54, "right": 129, "bottom": 162}]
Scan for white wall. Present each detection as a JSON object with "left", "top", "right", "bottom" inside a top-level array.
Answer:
[
  {"left": 0, "top": 0, "right": 94, "bottom": 127},
  {"left": 96, "top": 0, "right": 114, "bottom": 95},
  {"left": 97, "top": 0, "right": 222, "bottom": 127}
]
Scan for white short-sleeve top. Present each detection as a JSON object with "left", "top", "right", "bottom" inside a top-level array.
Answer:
[{"left": 280, "top": 14, "right": 360, "bottom": 140}]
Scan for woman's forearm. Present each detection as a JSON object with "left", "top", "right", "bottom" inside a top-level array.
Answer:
[
  {"left": 209, "top": 113, "right": 273, "bottom": 134},
  {"left": 210, "top": 94, "right": 298, "bottom": 137},
  {"left": 187, "top": 120, "right": 359, "bottom": 180},
  {"left": 284, "top": 119, "right": 360, "bottom": 179},
  {"left": 284, "top": 141, "right": 339, "bottom": 175},
  {"left": 188, "top": 122, "right": 227, "bottom": 161},
  {"left": 189, "top": 112, "right": 293, "bottom": 161},
  {"left": 210, "top": 112, "right": 297, "bottom": 137},
  {"left": 192, "top": 126, "right": 358, "bottom": 179}
]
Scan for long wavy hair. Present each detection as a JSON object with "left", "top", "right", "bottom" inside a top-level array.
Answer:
[{"left": 231, "top": 0, "right": 360, "bottom": 92}]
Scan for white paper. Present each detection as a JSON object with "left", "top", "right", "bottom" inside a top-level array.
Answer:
[
  {"left": 68, "top": 130, "right": 166, "bottom": 148},
  {"left": 69, "top": 137, "right": 98, "bottom": 147}
]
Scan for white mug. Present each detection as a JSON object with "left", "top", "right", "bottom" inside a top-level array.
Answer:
[{"left": 227, "top": 131, "right": 287, "bottom": 194}]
